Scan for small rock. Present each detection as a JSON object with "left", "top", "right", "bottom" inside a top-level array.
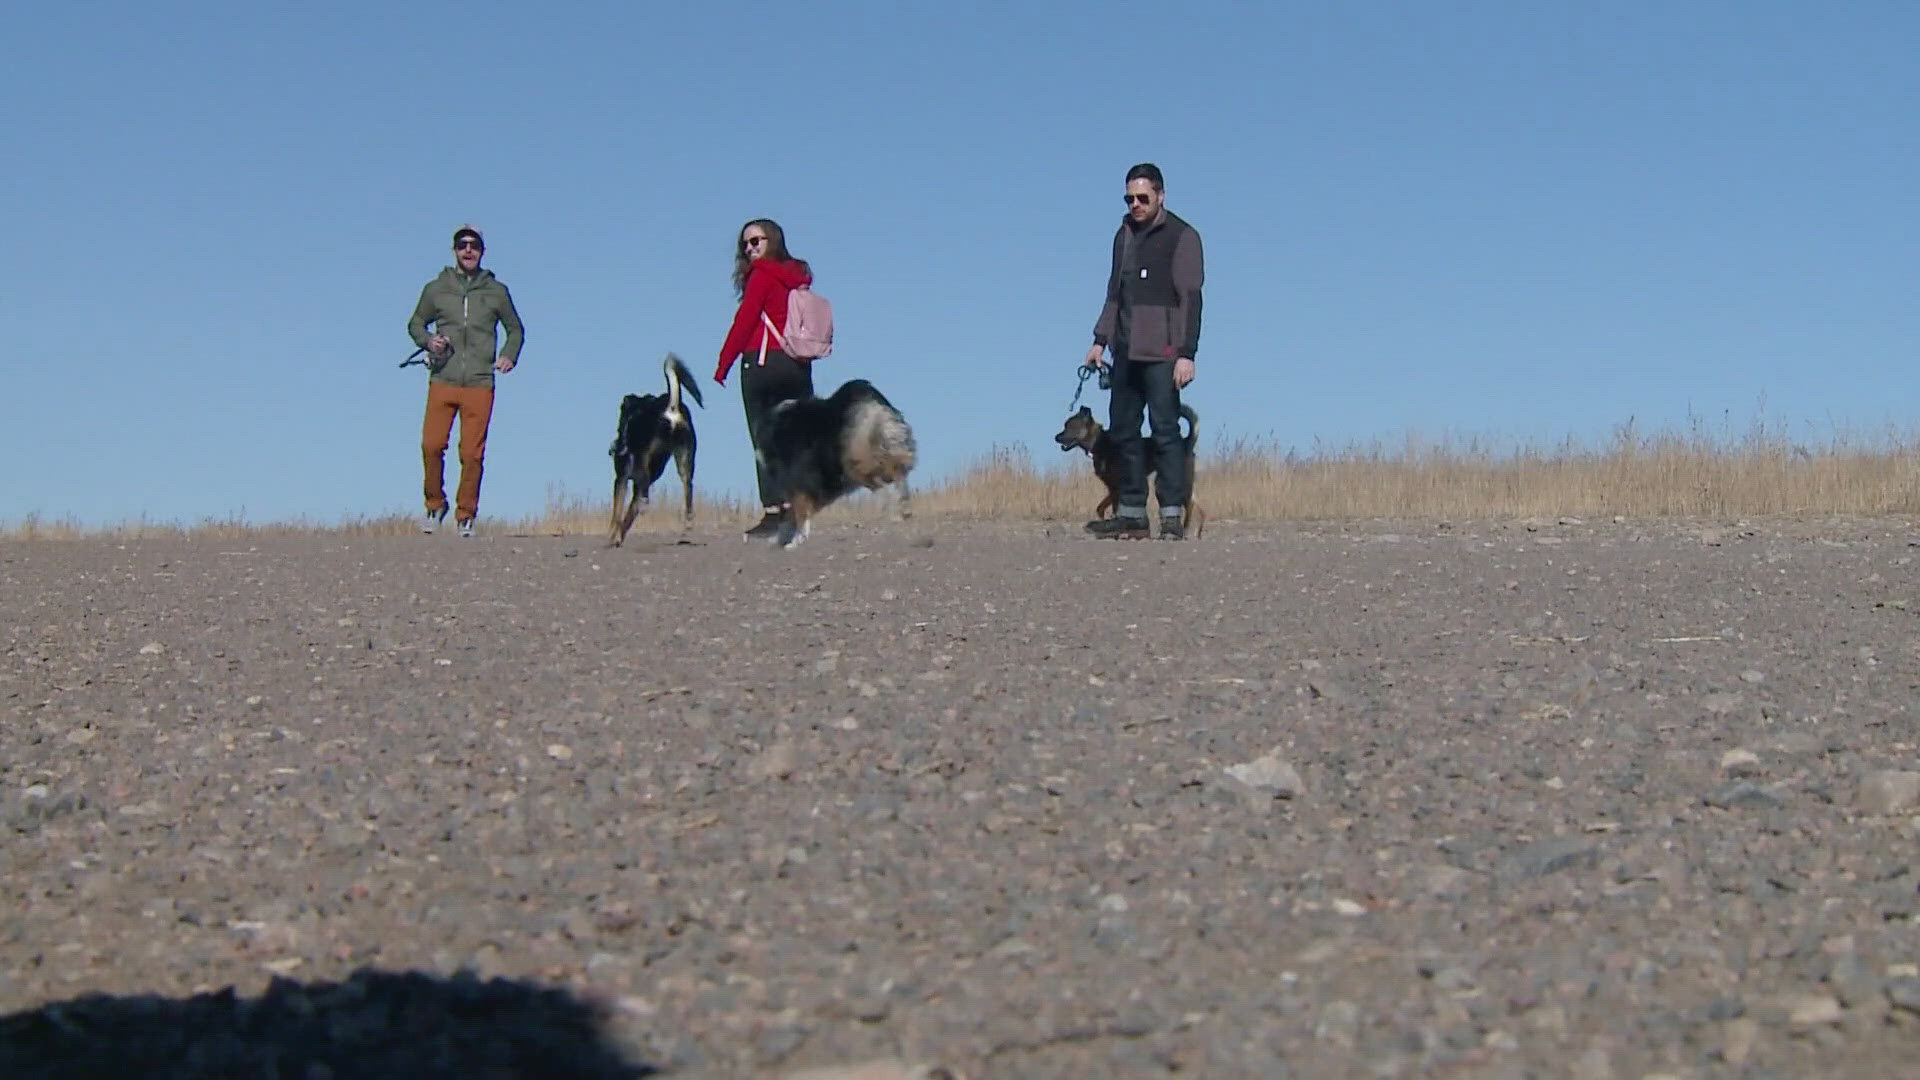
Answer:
[
  {"left": 1701, "top": 691, "right": 1742, "bottom": 715},
  {"left": 138, "top": 642, "right": 165, "bottom": 655},
  {"left": 545, "top": 744, "right": 573, "bottom": 761},
  {"left": 1721, "top": 1016, "right": 1758, "bottom": 1066},
  {"left": 1857, "top": 771, "right": 1920, "bottom": 815},
  {"left": 781, "top": 1062, "right": 951, "bottom": 1080},
  {"left": 1704, "top": 782, "right": 1782, "bottom": 810},
  {"left": 1225, "top": 751, "right": 1303, "bottom": 798},
  {"left": 1886, "top": 976, "right": 1920, "bottom": 1013},
  {"left": 1788, "top": 993, "right": 1843, "bottom": 1029},
  {"left": 1719, "top": 748, "right": 1763, "bottom": 777},
  {"left": 1330, "top": 898, "right": 1366, "bottom": 917},
  {"left": 1739, "top": 669, "right": 1765, "bottom": 684},
  {"left": 1314, "top": 1000, "right": 1360, "bottom": 1048},
  {"left": 1570, "top": 1047, "right": 1614, "bottom": 1080},
  {"left": 1422, "top": 865, "right": 1475, "bottom": 899},
  {"left": 1498, "top": 837, "right": 1598, "bottom": 879},
  {"left": 746, "top": 742, "right": 798, "bottom": 781}
]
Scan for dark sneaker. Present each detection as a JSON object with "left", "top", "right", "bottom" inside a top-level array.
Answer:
[
  {"left": 743, "top": 509, "right": 785, "bottom": 541},
  {"left": 1085, "top": 516, "right": 1149, "bottom": 539},
  {"left": 1159, "top": 517, "right": 1185, "bottom": 541}
]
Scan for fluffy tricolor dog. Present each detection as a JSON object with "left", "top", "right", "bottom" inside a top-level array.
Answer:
[
  {"left": 608, "top": 353, "right": 703, "bottom": 546},
  {"left": 754, "top": 379, "right": 916, "bottom": 548}
]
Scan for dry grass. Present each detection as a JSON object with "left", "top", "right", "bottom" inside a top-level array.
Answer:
[
  {"left": 7, "top": 419, "right": 1918, "bottom": 540},
  {"left": 913, "top": 415, "right": 1920, "bottom": 522}
]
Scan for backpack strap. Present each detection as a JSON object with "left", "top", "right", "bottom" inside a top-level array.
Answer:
[{"left": 758, "top": 308, "right": 789, "bottom": 366}]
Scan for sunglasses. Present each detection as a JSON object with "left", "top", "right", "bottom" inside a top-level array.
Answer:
[
  {"left": 454, "top": 239, "right": 482, "bottom": 252},
  {"left": 741, "top": 236, "right": 768, "bottom": 248},
  {"left": 1125, "top": 193, "right": 1154, "bottom": 206}
]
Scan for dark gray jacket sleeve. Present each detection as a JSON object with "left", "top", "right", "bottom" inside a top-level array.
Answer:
[
  {"left": 1173, "top": 226, "right": 1204, "bottom": 360},
  {"left": 1092, "top": 227, "right": 1123, "bottom": 346}
]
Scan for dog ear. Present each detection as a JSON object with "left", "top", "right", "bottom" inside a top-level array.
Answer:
[{"left": 1077, "top": 406, "right": 1093, "bottom": 418}]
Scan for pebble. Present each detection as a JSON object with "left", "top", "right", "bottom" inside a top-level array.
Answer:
[
  {"left": 1224, "top": 751, "right": 1303, "bottom": 798},
  {"left": 1703, "top": 782, "right": 1782, "bottom": 810},
  {"left": 1886, "top": 976, "right": 1920, "bottom": 1013},
  {"left": 1422, "top": 865, "right": 1475, "bottom": 899},
  {"left": 1498, "top": 837, "right": 1598, "bottom": 879},
  {"left": 1787, "top": 993, "right": 1843, "bottom": 1029},
  {"left": 1314, "top": 1000, "right": 1360, "bottom": 1047},
  {"left": 1721, "top": 1016, "right": 1758, "bottom": 1065},
  {"left": 1718, "top": 748, "right": 1762, "bottom": 776},
  {"left": 1856, "top": 771, "right": 1920, "bottom": 815},
  {"left": 780, "top": 1062, "right": 951, "bottom": 1080}
]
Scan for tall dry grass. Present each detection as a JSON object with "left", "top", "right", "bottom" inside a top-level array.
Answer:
[
  {"left": 6, "top": 417, "right": 1918, "bottom": 539},
  {"left": 914, "top": 415, "right": 1920, "bottom": 521}
]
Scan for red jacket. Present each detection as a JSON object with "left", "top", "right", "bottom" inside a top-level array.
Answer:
[{"left": 716, "top": 258, "right": 812, "bottom": 382}]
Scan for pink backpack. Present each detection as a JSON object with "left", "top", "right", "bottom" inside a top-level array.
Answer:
[{"left": 759, "top": 284, "right": 834, "bottom": 363}]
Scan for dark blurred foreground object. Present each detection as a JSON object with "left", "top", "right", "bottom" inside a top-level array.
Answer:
[{"left": 0, "top": 967, "right": 657, "bottom": 1079}]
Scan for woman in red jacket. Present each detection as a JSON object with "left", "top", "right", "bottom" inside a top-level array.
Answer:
[{"left": 716, "top": 217, "right": 816, "bottom": 540}]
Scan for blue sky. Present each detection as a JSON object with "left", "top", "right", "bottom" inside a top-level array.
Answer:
[{"left": 4, "top": 1, "right": 1914, "bottom": 527}]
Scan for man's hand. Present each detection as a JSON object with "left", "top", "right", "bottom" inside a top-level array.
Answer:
[
  {"left": 1173, "top": 357, "right": 1195, "bottom": 389},
  {"left": 427, "top": 334, "right": 451, "bottom": 356},
  {"left": 495, "top": 355, "right": 516, "bottom": 373},
  {"left": 1084, "top": 343, "right": 1105, "bottom": 368}
]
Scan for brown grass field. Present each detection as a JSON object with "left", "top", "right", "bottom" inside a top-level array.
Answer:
[{"left": 7, "top": 419, "right": 1918, "bottom": 539}]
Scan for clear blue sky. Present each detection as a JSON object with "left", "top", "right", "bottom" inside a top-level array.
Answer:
[{"left": 4, "top": 1, "right": 1914, "bottom": 527}]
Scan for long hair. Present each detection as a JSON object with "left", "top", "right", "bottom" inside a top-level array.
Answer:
[{"left": 732, "top": 218, "right": 805, "bottom": 297}]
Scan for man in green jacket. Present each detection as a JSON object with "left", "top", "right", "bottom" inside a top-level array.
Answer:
[{"left": 407, "top": 225, "right": 525, "bottom": 537}]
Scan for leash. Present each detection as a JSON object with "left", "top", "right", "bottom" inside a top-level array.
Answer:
[
  {"left": 1069, "top": 362, "right": 1112, "bottom": 411},
  {"left": 398, "top": 346, "right": 429, "bottom": 369}
]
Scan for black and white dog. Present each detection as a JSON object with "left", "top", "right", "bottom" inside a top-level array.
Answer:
[
  {"left": 754, "top": 379, "right": 916, "bottom": 548},
  {"left": 608, "top": 353, "right": 702, "bottom": 546}
]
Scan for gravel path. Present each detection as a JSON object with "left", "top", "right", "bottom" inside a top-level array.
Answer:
[{"left": 4, "top": 517, "right": 1919, "bottom": 1078}]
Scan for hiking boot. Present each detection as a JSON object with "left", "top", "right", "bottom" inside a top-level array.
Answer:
[
  {"left": 1085, "top": 516, "right": 1149, "bottom": 540},
  {"left": 457, "top": 519, "right": 475, "bottom": 539},
  {"left": 1159, "top": 517, "right": 1185, "bottom": 541},
  {"left": 743, "top": 508, "right": 786, "bottom": 542},
  {"left": 422, "top": 508, "right": 446, "bottom": 534}
]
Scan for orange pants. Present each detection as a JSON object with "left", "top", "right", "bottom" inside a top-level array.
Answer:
[{"left": 422, "top": 382, "right": 495, "bottom": 522}]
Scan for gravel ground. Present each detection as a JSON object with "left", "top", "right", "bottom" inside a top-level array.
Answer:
[{"left": 4, "top": 516, "right": 1920, "bottom": 1078}]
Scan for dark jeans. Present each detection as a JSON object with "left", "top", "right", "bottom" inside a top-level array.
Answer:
[
  {"left": 741, "top": 349, "right": 815, "bottom": 507},
  {"left": 1108, "top": 353, "right": 1188, "bottom": 516}
]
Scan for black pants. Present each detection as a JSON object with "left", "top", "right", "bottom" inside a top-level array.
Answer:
[
  {"left": 740, "top": 349, "right": 815, "bottom": 507},
  {"left": 1108, "top": 353, "right": 1188, "bottom": 516}
]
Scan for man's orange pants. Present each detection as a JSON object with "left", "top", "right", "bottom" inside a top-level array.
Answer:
[{"left": 422, "top": 383, "right": 495, "bottom": 522}]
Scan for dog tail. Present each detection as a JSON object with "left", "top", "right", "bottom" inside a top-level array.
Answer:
[
  {"left": 847, "top": 396, "right": 918, "bottom": 487},
  {"left": 662, "top": 353, "right": 703, "bottom": 425},
  {"left": 1179, "top": 404, "right": 1199, "bottom": 456}
]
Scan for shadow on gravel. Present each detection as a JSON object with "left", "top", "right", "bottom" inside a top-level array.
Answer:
[{"left": 0, "top": 968, "right": 657, "bottom": 1079}]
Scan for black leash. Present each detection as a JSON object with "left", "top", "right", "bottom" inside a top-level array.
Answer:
[
  {"left": 1069, "top": 362, "right": 1111, "bottom": 411},
  {"left": 398, "top": 346, "right": 429, "bottom": 369}
]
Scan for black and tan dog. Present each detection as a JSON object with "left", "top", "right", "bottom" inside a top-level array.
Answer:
[
  {"left": 608, "top": 353, "right": 703, "bottom": 546},
  {"left": 1054, "top": 404, "right": 1205, "bottom": 538},
  {"left": 754, "top": 379, "right": 917, "bottom": 548}
]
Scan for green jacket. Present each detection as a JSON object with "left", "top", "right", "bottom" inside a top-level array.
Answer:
[{"left": 407, "top": 267, "right": 525, "bottom": 387}]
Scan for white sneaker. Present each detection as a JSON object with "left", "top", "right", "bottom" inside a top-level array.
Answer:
[
  {"left": 423, "top": 510, "right": 445, "bottom": 534},
  {"left": 457, "top": 519, "right": 475, "bottom": 538}
]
